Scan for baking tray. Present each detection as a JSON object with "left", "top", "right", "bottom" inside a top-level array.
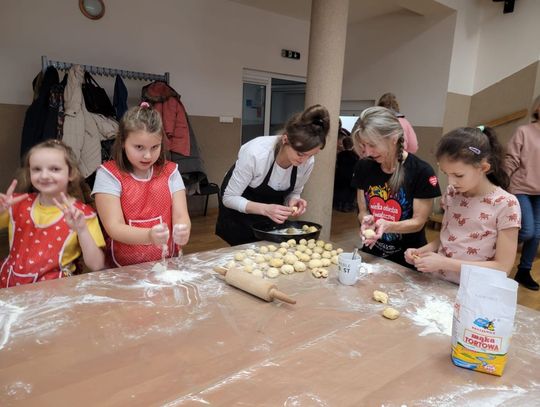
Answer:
[{"left": 251, "top": 220, "right": 322, "bottom": 243}]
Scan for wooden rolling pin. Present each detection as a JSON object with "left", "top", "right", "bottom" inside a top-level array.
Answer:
[{"left": 214, "top": 266, "right": 296, "bottom": 304}]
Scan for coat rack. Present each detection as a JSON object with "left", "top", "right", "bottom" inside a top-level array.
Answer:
[{"left": 41, "top": 55, "right": 169, "bottom": 84}]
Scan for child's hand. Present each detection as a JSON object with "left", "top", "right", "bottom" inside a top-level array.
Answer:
[
  {"left": 54, "top": 193, "right": 86, "bottom": 232},
  {"left": 404, "top": 248, "right": 421, "bottom": 265},
  {"left": 173, "top": 224, "right": 190, "bottom": 246},
  {"left": 0, "top": 180, "right": 28, "bottom": 212},
  {"left": 288, "top": 198, "right": 307, "bottom": 217},
  {"left": 414, "top": 252, "right": 445, "bottom": 274},
  {"left": 150, "top": 223, "right": 169, "bottom": 246}
]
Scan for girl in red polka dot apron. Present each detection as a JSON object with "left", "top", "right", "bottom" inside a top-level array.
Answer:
[{"left": 93, "top": 104, "right": 191, "bottom": 267}]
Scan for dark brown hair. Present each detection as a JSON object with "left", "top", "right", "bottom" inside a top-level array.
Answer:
[
  {"left": 436, "top": 127, "right": 509, "bottom": 189},
  {"left": 18, "top": 139, "right": 90, "bottom": 202},
  {"left": 377, "top": 92, "right": 400, "bottom": 112},
  {"left": 280, "top": 104, "right": 330, "bottom": 153},
  {"left": 112, "top": 104, "right": 167, "bottom": 173}
]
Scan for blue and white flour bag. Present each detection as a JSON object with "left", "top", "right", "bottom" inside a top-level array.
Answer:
[{"left": 451, "top": 265, "right": 518, "bottom": 376}]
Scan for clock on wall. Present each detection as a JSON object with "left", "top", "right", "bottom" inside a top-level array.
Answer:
[{"left": 79, "top": 0, "right": 105, "bottom": 20}]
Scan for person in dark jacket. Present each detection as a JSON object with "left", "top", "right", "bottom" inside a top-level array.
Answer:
[{"left": 333, "top": 136, "right": 358, "bottom": 212}]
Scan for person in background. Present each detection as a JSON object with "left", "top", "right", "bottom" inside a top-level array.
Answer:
[
  {"left": 377, "top": 92, "right": 418, "bottom": 153},
  {"left": 351, "top": 107, "right": 440, "bottom": 267},
  {"left": 93, "top": 103, "right": 191, "bottom": 267},
  {"left": 333, "top": 136, "right": 359, "bottom": 212},
  {"left": 505, "top": 96, "right": 540, "bottom": 290},
  {"left": 406, "top": 127, "right": 521, "bottom": 284},
  {"left": 0, "top": 140, "right": 105, "bottom": 288},
  {"left": 216, "top": 105, "right": 330, "bottom": 246}
]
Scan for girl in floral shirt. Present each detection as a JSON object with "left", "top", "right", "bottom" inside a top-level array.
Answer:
[{"left": 405, "top": 127, "right": 521, "bottom": 284}]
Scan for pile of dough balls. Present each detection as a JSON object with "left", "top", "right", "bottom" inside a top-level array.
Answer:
[
  {"left": 302, "top": 224, "right": 319, "bottom": 233},
  {"left": 221, "top": 238, "right": 344, "bottom": 279},
  {"left": 372, "top": 289, "right": 399, "bottom": 320}
]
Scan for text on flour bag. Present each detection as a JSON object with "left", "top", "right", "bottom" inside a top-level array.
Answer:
[{"left": 451, "top": 265, "right": 518, "bottom": 376}]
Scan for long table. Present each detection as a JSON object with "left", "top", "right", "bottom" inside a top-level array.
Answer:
[{"left": 1, "top": 244, "right": 539, "bottom": 406}]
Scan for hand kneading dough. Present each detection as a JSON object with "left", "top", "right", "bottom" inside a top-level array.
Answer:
[
  {"left": 373, "top": 290, "right": 389, "bottom": 304},
  {"left": 266, "top": 267, "right": 280, "bottom": 278},
  {"left": 382, "top": 307, "right": 400, "bottom": 320}
]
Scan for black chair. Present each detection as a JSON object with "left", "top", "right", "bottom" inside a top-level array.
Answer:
[{"left": 194, "top": 180, "right": 221, "bottom": 216}]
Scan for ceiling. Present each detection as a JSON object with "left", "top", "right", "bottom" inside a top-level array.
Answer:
[{"left": 227, "top": 0, "right": 453, "bottom": 24}]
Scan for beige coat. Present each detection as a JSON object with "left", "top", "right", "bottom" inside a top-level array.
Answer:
[{"left": 63, "top": 65, "right": 118, "bottom": 178}]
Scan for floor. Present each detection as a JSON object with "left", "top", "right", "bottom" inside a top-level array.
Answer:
[{"left": 1, "top": 208, "right": 538, "bottom": 311}]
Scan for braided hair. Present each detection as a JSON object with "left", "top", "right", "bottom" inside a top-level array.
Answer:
[{"left": 352, "top": 106, "right": 405, "bottom": 193}]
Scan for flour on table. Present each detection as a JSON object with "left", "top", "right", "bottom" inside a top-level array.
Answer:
[
  {"left": 153, "top": 269, "right": 200, "bottom": 284},
  {"left": 406, "top": 296, "right": 453, "bottom": 336}
]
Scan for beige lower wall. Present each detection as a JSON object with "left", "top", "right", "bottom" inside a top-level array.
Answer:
[{"left": 0, "top": 104, "right": 26, "bottom": 191}]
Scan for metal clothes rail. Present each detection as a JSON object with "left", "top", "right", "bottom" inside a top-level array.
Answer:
[{"left": 41, "top": 55, "right": 169, "bottom": 83}]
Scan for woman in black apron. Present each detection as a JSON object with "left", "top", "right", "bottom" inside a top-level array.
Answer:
[{"left": 216, "top": 105, "right": 330, "bottom": 246}]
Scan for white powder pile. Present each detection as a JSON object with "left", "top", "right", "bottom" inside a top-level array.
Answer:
[
  {"left": 407, "top": 296, "right": 453, "bottom": 336},
  {"left": 153, "top": 269, "right": 200, "bottom": 285}
]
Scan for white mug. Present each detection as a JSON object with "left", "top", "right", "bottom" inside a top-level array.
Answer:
[{"left": 338, "top": 252, "right": 363, "bottom": 285}]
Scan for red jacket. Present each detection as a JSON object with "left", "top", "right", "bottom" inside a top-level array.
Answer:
[{"left": 142, "top": 81, "right": 190, "bottom": 156}]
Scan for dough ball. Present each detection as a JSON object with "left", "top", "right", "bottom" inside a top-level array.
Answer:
[
  {"left": 234, "top": 252, "right": 245, "bottom": 261},
  {"left": 322, "top": 251, "right": 332, "bottom": 259},
  {"left": 273, "top": 252, "right": 283, "bottom": 259},
  {"left": 266, "top": 267, "right": 280, "bottom": 278},
  {"left": 363, "top": 229, "right": 376, "bottom": 239},
  {"left": 286, "top": 239, "right": 297, "bottom": 247},
  {"left": 280, "top": 242, "right": 290, "bottom": 249},
  {"left": 311, "top": 268, "right": 322, "bottom": 278},
  {"left": 293, "top": 261, "right": 307, "bottom": 272},
  {"left": 245, "top": 248, "right": 256, "bottom": 256},
  {"left": 243, "top": 264, "right": 254, "bottom": 273},
  {"left": 308, "top": 226, "right": 318, "bottom": 233},
  {"left": 313, "top": 246, "right": 323, "bottom": 254},
  {"left": 225, "top": 260, "right": 236, "bottom": 269},
  {"left": 294, "top": 250, "right": 303, "bottom": 258},
  {"left": 269, "top": 258, "right": 284, "bottom": 268},
  {"left": 259, "top": 246, "right": 269, "bottom": 254},
  {"left": 330, "top": 250, "right": 337, "bottom": 256},
  {"left": 268, "top": 244, "right": 277, "bottom": 252},
  {"left": 304, "top": 248, "right": 313, "bottom": 256},
  {"left": 382, "top": 307, "right": 400, "bottom": 320},
  {"left": 311, "top": 252, "right": 321, "bottom": 260},
  {"left": 264, "top": 254, "right": 273, "bottom": 262},
  {"left": 277, "top": 247, "right": 288, "bottom": 255},
  {"left": 307, "top": 242, "right": 316, "bottom": 249},
  {"left": 331, "top": 255, "right": 338, "bottom": 265},
  {"left": 316, "top": 240, "right": 325, "bottom": 247},
  {"left": 373, "top": 290, "right": 389, "bottom": 304},
  {"left": 320, "top": 268, "right": 329, "bottom": 278},
  {"left": 280, "top": 264, "right": 295, "bottom": 275},
  {"left": 336, "top": 248, "right": 344, "bottom": 254},
  {"left": 308, "top": 259, "right": 323, "bottom": 269},
  {"left": 302, "top": 225, "right": 310, "bottom": 231},
  {"left": 242, "top": 258, "right": 254, "bottom": 266},
  {"left": 259, "top": 262, "right": 269, "bottom": 270},
  {"left": 299, "top": 239, "right": 307, "bottom": 245},
  {"left": 254, "top": 255, "right": 266, "bottom": 264},
  {"left": 324, "top": 243, "right": 333, "bottom": 251},
  {"left": 321, "top": 258, "right": 331, "bottom": 267},
  {"left": 299, "top": 253, "right": 310, "bottom": 262},
  {"left": 307, "top": 239, "right": 316, "bottom": 245},
  {"left": 284, "top": 254, "right": 298, "bottom": 265},
  {"left": 297, "top": 244, "right": 307, "bottom": 252},
  {"left": 252, "top": 269, "right": 263, "bottom": 278}
]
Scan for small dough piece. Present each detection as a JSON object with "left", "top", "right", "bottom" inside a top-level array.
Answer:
[
  {"left": 311, "top": 252, "right": 321, "bottom": 260},
  {"left": 320, "top": 268, "right": 329, "bottom": 278},
  {"left": 273, "top": 252, "right": 284, "bottom": 259},
  {"left": 245, "top": 249, "right": 256, "bottom": 256},
  {"left": 280, "top": 264, "right": 295, "bottom": 274},
  {"left": 297, "top": 244, "right": 307, "bottom": 252},
  {"left": 293, "top": 261, "right": 307, "bottom": 272},
  {"left": 302, "top": 224, "right": 310, "bottom": 231},
  {"left": 242, "top": 258, "right": 254, "bottom": 266},
  {"left": 243, "top": 264, "right": 254, "bottom": 273},
  {"left": 307, "top": 242, "right": 316, "bottom": 249},
  {"left": 234, "top": 252, "right": 246, "bottom": 261},
  {"left": 336, "top": 248, "right": 344, "bottom": 254},
  {"left": 304, "top": 248, "right": 313, "bottom": 256},
  {"left": 264, "top": 254, "right": 273, "bottom": 262},
  {"left": 321, "top": 258, "right": 331, "bottom": 267},
  {"left": 331, "top": 255, "right": 338, "bottom": 265},
  {"left": 324, "top": 243, "right": 333, "bottom": 251},
  {"left": 311, "top": 268, "right": 322, "bottom": 278},
  {"left": 280, "top": 242, "right": 290, "bottom": 249},
  {"left": 258, "top": 262, "right": 269, "bottom": 270},
  {"left": 268, "top": 244, "right": 277, "bottom": 252},
  {"left": 269, "top": 258, "right": 284, "bottom": 268},
  {"left": 259, "top": 246, "right": 269, "bottom": 254},
  {"left": 307, "top": 239, "right": 316, "bottom": 245},
  {"left": 277, "top": 247, "right": 288, "bottom": 255},
  {"left": 299, "top": 253, "right": 310, "bottom": 262},
  {"left": 307, "top": 226, "right": 318, "bottom": 233},
  {"left": 286, "top": 239, "right": 297, "bottom": 247},
  {"left": 299, "top": 239, "right": 307, "bottom": 245},
  {"left": 225, "top": 260, "right": 236, "bottom": 269},
  {"left": 313, "top": 246, "right": 323, "bottom": 254},
  {"left": 308, "top": 259, "right": 322, "bottom": 269},
  {"left": 382, "top": 307, "right": 400, "bottom": 320},
  {"left": 266, "top": 267, "right": 280, "bottom": 278},
  {"left": 252, "top": 269, "right": 263, "bottom": 278},
  {"left": 322, "top": 251, "right": 332, "bottom": 259},
  {"left": 330, "top": 250, "right": 337, "bottom": 256},
  {"left": 363, "top": 229, "right": 376, "bottom": 239},
  {"left": 284, "top": 254, "right": 298, "bottom": 265},
  {"left": 254, "top": 255, "right": 266, "bottom": 264},
  {"left": 373, "top": 290, "right": 389, "bottom": 304},
  {"left": 316, "top": 240, "right": 325, "bottom": 247},
  {"left": 294, "top": 250, "right": 303, "bottom": 258}
]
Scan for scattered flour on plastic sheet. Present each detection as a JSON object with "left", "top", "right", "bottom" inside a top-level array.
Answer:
[
  {"left": 415, "top": 383, "right": 532, "bottom": 407},
  {"left": 284, "top": 393, "right": 330, "bottom": 407},
  {"left": 5, "top": 381, "right": 33, "bottom": 399},
  {"left": 405, "top": 294, "right": 453, "bottom": 336}
]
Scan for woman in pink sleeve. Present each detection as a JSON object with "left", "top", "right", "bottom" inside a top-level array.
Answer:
[
  {"left": 404, "top": 126, "right": 521, "bottom": 284},
  {"left": 377, "top": 93, "right": 418, "bottom": 153}
]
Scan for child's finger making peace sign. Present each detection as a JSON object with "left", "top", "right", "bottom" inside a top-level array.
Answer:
[
  {"left": 0, "top": 180, "right": 28, "bottom": 212},
  {"left": 53, "top": 192, "right": 87, "bottom": 232}
]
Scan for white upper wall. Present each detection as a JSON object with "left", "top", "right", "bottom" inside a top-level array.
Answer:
[
  {"left": 342, "top": 10, "right": 456, "bottom": 127},
  {"left": 0, "top": 0, "right": 310, "bottom": 117},
  {"left": 440, "top": 0, "right": 540, "bottom": 95}
]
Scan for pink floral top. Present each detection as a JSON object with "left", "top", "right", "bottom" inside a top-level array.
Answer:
[{"left": 438, "top": 185, "right": 521, "bottom": 262}]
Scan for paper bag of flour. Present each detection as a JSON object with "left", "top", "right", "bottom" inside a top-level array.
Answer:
[{"left": 451, "top": 265, "right": 518, "bottom": 376}]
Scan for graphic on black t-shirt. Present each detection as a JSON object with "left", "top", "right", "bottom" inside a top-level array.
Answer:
[{"left": 366, "top": 182, "right": 411, "bottom": 244}]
